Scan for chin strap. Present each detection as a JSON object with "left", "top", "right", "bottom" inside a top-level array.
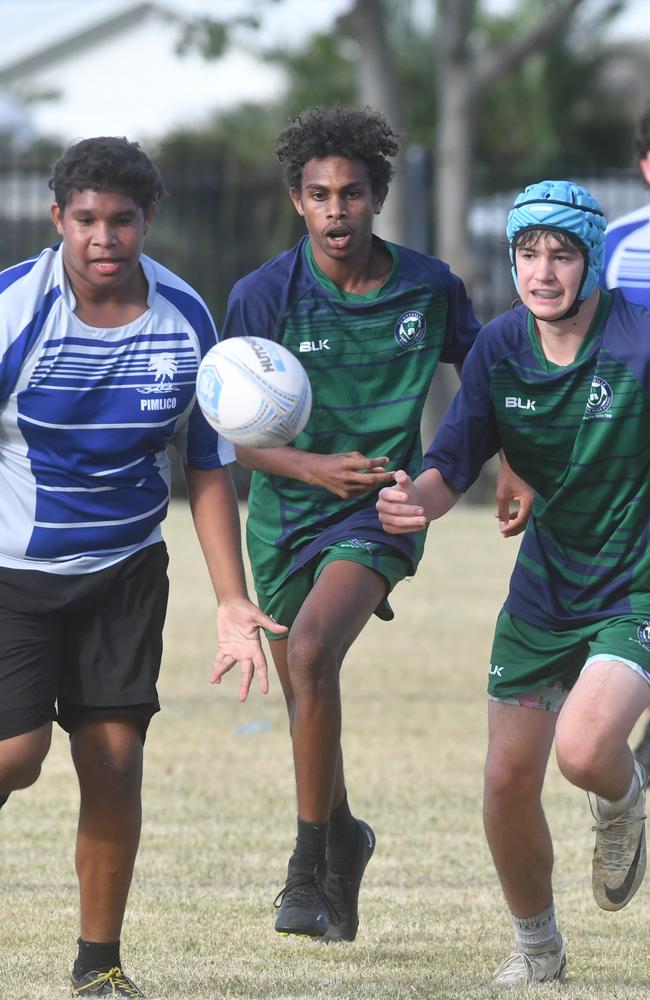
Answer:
[{"left": 549, "top": 296, "right": 583, "bottom": 321}]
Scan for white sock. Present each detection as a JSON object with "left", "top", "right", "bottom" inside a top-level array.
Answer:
[
  {"left": 510, "top": 903, "right": 559, "bottom": 951},
  {"left": 597, "top": 764, "right": 642, "bottom": 819}
]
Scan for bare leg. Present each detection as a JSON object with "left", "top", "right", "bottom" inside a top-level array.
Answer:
[
  {"left": 272, "top": 561, "right": 386, "bottom": 937},
  {"left": 71, "top": 718, "right": 144, "bottom": 942},
  {"left": 0, "top": 723, "right": 52, "bottom": 794},
  {"left": 555, "top": 659, "right": 650, "bottom": 913},
  {"left": 271, "top": 636, "right": 347, "bottom": 818},
  {"left": 276, "top": 561, "right": 386, "bottom": 823},
  {"left": 484, "top": 701, "right": 557, "bottom": 916},
  {"left": 555, "top": 659, "right": 650, "bottom": 798}
]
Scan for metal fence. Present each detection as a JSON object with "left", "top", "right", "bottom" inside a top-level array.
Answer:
[
  {"left": 2, "top": 160, "right": 646, "bottom": 324},
  {"left": 0, "top": 159, "right": 303, "bottom": 327}
]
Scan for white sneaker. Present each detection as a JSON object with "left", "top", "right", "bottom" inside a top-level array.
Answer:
[
  {"left": 591, "top": 760, "right": 647, "bottom": 911},
  {"left": 493, "top": 936, "right": 567, "bottom": 987}
]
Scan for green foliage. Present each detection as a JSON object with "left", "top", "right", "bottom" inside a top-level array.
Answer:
[
  {"left": 157, "top": 104, "right": 285, "bottom": 170},
  {"left": 268, "top": 33, "right": 358, "bottom": 116},
  {"left": 473, "top": 2, "right": 637, "bottom": 190},
  {"left": 163, "top": 1, "right": 637, "bottom": 193}
]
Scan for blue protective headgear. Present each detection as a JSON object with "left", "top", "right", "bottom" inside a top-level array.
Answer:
[{"left": 506, "top": 180, "right": 607, "bottom": 306}]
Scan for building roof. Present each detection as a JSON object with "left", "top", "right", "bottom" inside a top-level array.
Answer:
[{"left": 0, "top": 0, "right": 285, "bottom": 142}]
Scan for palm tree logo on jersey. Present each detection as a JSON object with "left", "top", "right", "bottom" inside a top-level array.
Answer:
[
  {"left": 138, "top": 353, "right": 179, "bottom": 394},
  {"left": 394, "top": 310, "right": 426, "bottom": 350}
]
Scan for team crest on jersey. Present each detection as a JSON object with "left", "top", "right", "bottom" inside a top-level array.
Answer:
[
  {"left": 584, "top": 376, "right": 613, "bottom": 419},
  {"left": 137, "top": 353, "right": 180, "bottom": 410},
  {"left": 394, "top": 311, "right": 426, "bottom": 350},
  {"left": 637, "top": 622, "right": 650, "bottom": 651}
]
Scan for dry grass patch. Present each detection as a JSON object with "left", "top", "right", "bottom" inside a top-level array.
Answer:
[{"left": 1, "top": 501, "right": 649, "bottom": 998}]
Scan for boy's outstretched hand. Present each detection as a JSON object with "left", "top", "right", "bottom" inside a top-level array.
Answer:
[{"left": 211, "top": 598, "right": 287, "bottom": 702}]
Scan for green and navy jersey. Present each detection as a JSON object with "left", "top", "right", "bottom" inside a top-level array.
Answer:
[
  {"left": 222, "top": 235, "right": 479, "bottom": 596},
  {"left": 424, "top": 289, "right": 650, "bottom": 628}
]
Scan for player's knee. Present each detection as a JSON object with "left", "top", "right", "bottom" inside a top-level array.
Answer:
[
  {"left": 72, "top": 730, "right": 143, "bottom": 793},
  {"left": 555, "top": 727, "right": 602, "bottom": 788},
  {"left": 286, "top": 630, "right": 339, "bottom": 695},
  {"left": 79, "top": 752, "right": 143, "bottom": 803},
  {"left": 0, "top": 753, "right": 45, "bottom": 791},
  {"left": 0, "top": 727, "right": 51, "bottom": 791},
  {"left": 484, "top": 753, "right": 542, "bottom": 806}
]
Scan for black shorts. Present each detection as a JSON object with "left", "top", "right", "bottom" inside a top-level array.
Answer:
[{"left": 0, "top": 543, "right": 169, "bottom": 740}]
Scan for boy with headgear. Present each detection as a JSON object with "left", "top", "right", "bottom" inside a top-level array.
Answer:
[{"left": 377, "top": 179, "right": 650, "bottom": 986}]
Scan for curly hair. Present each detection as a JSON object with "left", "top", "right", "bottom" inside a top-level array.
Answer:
[
  {"left": 275, "top": 106, "right": 399, "bottom": 194},
  {"left": 49, "top": 136, "right": 166, "bottom": 211},
  {"left": 635, "top": 105, "right": 650, "bottom": 160}
]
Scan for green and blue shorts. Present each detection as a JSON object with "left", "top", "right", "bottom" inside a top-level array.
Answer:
[
  {"left": 255, "top": 539, "right": 411, "bottom": 639},
  {"left": 489, "top": 610, "right": 650, "bottom": 713}
]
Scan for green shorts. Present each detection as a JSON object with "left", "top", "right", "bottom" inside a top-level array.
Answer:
[
  {"left": 256, "top": 540, "right": 411, "bottom": 638},
  {"left": 489, "top": 611, "right": 650, "bottom": 711}
]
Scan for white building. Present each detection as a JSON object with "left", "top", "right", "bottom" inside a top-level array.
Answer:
[{"left": 0, "top": 0, "right": 286, "bottom": 144}]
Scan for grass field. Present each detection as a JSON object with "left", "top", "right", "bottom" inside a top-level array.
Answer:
[{"left": 2, "top": 500, "right": 649, "bottom": 999}]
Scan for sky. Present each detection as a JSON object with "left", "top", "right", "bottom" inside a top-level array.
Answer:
[{"left": 0, "top": 0, "right": 646, "bottom": 144}]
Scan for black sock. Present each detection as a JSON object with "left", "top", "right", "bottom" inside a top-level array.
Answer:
[
  {"left": 73, "top": 938, "right": 121, "bottom": 978},
  {"left": 288, "top": 817, "right": 328, "bottom": 875},
  {"left": 327, "top": 792, "right": 360, "bottom": 868},
  {"left": 0, "top": 793, "right": 9, "bottom": 810}
]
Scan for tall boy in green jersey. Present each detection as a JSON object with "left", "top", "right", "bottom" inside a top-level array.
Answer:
[
  {"left": 377, "top": 180, "right": 650, "bottom": 986},
  {"left": 219, "top": 106, "right": 531, "bottom": 941}
]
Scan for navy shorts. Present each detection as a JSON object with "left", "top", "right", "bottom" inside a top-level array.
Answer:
[{"left": 0, "top": 543, "right": 169, "bottom": 740}]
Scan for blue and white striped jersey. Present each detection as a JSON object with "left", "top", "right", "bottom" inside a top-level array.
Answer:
[
  {"left": 602, "top": 204, "right": 650, "bottom": 308},
  {"left": 0, "top": 244, "right": 234, "bottom": 573}
]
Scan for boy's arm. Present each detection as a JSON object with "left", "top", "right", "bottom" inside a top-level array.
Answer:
[
  {"left": 185, "top": 465, "right": 287, "bottom": 701},
  {"left": 235, "top": 445, "right": 394, "bottom": 499}
]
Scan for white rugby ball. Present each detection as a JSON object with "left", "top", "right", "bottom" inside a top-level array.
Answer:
[{"left": 196, "top": 336, "right": 312, "bottom": 447}]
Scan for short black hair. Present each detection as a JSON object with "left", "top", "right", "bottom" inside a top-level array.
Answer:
[
  {"left": 634, "top": 106, "right": 650, "bottom": 160},
  {"left": 49, "top": 136, "right": 166, "bottom": 212},
  {"left": 275, "top": 105, "right": 399, "bottom": 195}
]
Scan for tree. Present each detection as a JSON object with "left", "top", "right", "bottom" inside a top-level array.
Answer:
[
  {"left": 431, "top": 0, "right": 625, "bottom": 279},
  {"left": 165, "top": 0, "right": 634, "bottom": 275},
  {"left": 336, "top": 0, "right": 408, "bottom": 243}
]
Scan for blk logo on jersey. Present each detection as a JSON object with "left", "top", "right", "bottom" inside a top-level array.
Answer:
[
  {"left": 394, "top": 310, "right": 426, "bottom": 350},
  {"left": 505, "top": 397, "right": 536, "bottom": 411},
  {"left": 584, "top": 376, "right": 613, "bottom": 419},
  {"left": 299, "top": 339, "right": 330, "bottom": 352}
]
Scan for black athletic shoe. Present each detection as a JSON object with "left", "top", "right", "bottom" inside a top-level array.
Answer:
[
  {"left": 274, "top": 867, "right": 333, "bottom": 937},
  {"left": 70, "top": 966, "right": 145, "bottom": 996},
  {"left": 323, "top": 819, "right": 376, "bottom": 942}
]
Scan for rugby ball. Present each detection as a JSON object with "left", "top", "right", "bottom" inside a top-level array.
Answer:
[{"left": 196, "top": 336, "right": 312, "bottom": 447}]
